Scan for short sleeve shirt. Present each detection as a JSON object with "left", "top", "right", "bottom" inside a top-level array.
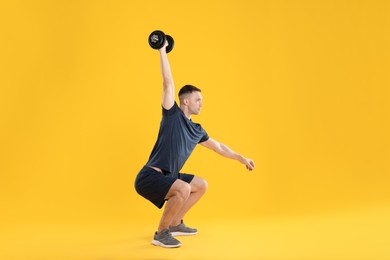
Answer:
[{"left": 146, "top": 102, "right": 209, "bottom": 175}]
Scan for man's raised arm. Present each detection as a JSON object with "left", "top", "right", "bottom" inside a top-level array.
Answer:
[{"left": 159, "top": 41, "right": 175, "bottom": 110}]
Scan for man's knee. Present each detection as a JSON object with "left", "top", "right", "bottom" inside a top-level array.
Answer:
[
  {"left": 191, "top": 176, "right": 208, "bottom": 193},
  {"left": 199, "top": 178, "right": 208, "bottom": 192},
  {"left": 176, "top": 181, "right": 191, "bottom": 200},
  {"left": 167, "top": 180, "right": 191, "bottom": 200}
]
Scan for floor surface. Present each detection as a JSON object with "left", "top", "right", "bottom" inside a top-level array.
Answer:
[{"left": 1, "top": 204, "right": 389, "bottom": 260}]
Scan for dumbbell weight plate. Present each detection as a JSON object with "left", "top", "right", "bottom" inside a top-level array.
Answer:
[
  {"left": 165, "top": 35, "right": 174, "bottom": 53},
  {"left": 148, "top": 30, "right": 165, "bottom": 50}
]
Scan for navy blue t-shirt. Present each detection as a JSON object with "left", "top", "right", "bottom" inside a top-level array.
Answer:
[{"left": 146, "top": 102, "right": 209, "bottom": 175}]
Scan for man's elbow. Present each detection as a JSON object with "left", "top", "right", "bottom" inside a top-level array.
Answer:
[
  {"left": 215, "top": 145, "right": 225, "bottom": 156},
  {"left": 163, "top": 78, "right": 174, "bottom": 87},
  {"left": 163, "top": 83, "right": 174, "bottom": 93}
]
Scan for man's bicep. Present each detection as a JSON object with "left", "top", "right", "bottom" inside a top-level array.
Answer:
[
  {"left": 162, "top": 83, "right": 175, "bottom": 110},
  {"left": 200, "top": 138, "right": 220, "bottom": 151}
]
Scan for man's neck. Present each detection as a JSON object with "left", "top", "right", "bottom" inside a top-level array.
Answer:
[{"left": 180, "top": 106, "right": 192, "bottom": 120}]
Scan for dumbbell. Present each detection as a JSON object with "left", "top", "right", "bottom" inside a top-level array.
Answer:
[{"left": 148, "top": 30, "right": 174, "bottom": 53}]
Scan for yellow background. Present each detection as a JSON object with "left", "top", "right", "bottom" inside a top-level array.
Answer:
[{"left": 0, "top": 0, "right": 389, "bottom": 259}]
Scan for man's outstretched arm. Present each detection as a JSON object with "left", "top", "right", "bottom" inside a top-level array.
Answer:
[
  {"left": 200, "top": 138, "right": 255, "bottom": 171},
  {"left": 159, "top": 41, "right": 175, "bottom": 110}
]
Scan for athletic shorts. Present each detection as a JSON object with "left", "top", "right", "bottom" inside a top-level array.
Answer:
[{"left": 134, "top": 165, "right": 194, "bottom": 209}]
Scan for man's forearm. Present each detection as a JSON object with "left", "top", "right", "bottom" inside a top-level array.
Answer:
[
  {"left": 159, "top": 49, "right": 173, "bottom": 87},
  {"left": 218, "top": 143, "right": 245, "bottom": 163}
]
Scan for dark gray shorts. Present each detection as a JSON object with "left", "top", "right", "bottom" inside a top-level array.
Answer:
[{"left": 134, "top": 166, "right": 194, "bottom": 209}]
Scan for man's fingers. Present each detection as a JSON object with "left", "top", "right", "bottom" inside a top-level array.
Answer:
[
  {"left": 244, "top": 159, "right": 255, "bottom": 171},
  {"left": 246, "top": 160, "right": 255, "bottom": 170},
  {"left": 250, "top": 160, "right": 255, "bottom": 169}
]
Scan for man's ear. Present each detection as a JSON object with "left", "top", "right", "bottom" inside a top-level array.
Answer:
[{"left": 183, "top": 98, "right": 189, "bottom": 105}]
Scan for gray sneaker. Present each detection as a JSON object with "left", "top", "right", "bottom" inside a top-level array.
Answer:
[
  {"left": 169, "top": 220, "right": 198, "bottom": 236},
  {"left": 152, "top": 229, "right": 182, "bottom": 248}
]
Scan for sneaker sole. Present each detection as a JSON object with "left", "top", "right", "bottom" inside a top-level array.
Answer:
[
  {"left": 151, "top": 239, "right": 182, "bottom": 248},
  {"left": 170, "top": 231, "right": 198, "bottom": 236}
]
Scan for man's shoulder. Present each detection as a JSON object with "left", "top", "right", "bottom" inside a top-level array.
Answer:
[{"left": 162, "top": 101, "right": 180, "bottom": 116}]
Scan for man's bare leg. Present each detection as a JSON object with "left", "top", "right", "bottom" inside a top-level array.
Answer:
[
  {"left": 171, "top": 176, "right": 208, "bottom": 226},
  {"left": 157, "top": 179, "right": 191, "bottom": 233}
]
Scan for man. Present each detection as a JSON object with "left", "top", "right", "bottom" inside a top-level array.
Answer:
[{"left": 135, "top": 39, "right": 255, "bottom": 248}]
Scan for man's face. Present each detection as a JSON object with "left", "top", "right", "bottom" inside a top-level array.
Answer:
[{"left": 187, "top": 91, "right": 203, "bottom": 115}]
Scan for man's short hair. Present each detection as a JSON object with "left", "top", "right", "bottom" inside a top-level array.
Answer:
[{"left": 178, "top": 85, "right": 201, "bottom": 99}]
